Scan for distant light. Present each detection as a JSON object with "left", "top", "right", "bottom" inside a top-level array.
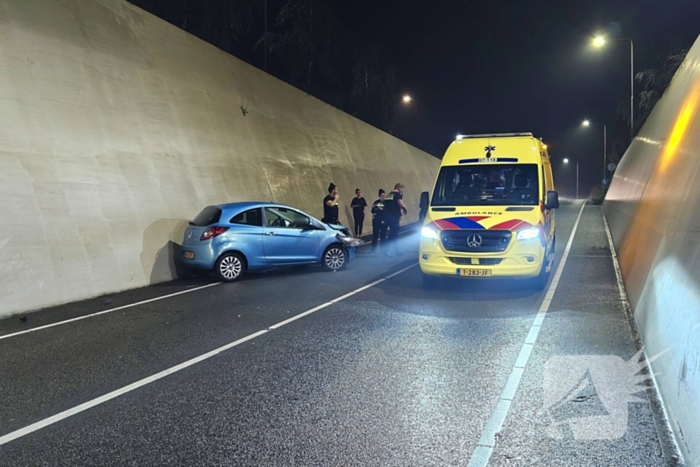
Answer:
[
  {"left": 402, "top": 94, "right": 412, "bottom": 104},
  {"left": 456, "top": 134, "right": 464, "bottom": 140},
  {"left": 582, "top": 119, "right": 591, "bottom": 127},
  {"left": 592, "top": 36, "right": 606, "bottom": 48},
  {"left": 563, "top": 158, "right": 570, "bottom": 164}
]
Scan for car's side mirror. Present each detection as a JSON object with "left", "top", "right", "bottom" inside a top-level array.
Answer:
[
  {"left": 420, "top": 191, "right": 430, "bottom": 210},
  {"left": 544, "top": 190, "right": 559, "bottom": 210}
]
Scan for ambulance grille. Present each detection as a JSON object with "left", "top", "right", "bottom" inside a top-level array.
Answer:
[{"left": 440, "top": 230, "right": 511, "bottom": 253}]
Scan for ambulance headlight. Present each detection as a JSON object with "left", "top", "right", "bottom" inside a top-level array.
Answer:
[
  {"left": 421, "top": 226, "right": 439, "bottom": 239},
  {"left": 516, "top": 227, "right": 540, "bottom": 240}
]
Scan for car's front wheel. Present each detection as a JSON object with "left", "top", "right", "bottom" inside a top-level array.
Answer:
[
  {"left": 215, "top": 252, "right": 245, "bottom": 282},
  {"left": 322, "top": 245, "right": 347, "bottom": 271}
]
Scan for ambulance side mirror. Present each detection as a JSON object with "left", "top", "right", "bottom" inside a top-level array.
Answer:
[
  {"left": 420, "top": 191, "right": 430, "bottom": 209},
  {"left": 544, "top": 190, "right": 559, "bottom": 210}
]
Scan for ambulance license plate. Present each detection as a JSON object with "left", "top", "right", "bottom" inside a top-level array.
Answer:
[{"left": 457, "top": 268, "right": 492, "bottom": 277}]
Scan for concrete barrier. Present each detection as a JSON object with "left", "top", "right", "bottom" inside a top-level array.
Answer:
[
  {"left": 604, "top": 36, "right": 700, "bottom": 465},
  {"left": 0, "top": 0, "right": 440, "bottom": 317}
]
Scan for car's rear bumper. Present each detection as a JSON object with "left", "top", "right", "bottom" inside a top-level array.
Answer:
[{"left": 181, "top": 243, "right": 217, "bottom": 269}]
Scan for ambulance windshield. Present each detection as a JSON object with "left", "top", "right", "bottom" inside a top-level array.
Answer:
[{"left": 430, "top": 164, "right": 540, "bottom": 206}]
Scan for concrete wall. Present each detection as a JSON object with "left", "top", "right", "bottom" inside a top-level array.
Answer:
[
  {"left": 604, "top": 36, "right": 700, "bottom": 465},
  {"left": 0, "top": 0, "right": 440, "bottom": 317}
]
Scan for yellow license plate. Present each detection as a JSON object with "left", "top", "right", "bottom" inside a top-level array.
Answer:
[
  {"left": 457, "top": 268, "right": 492, "bottom": 277},
  {"left": 184, "top": 251, "right": 195, "bottom": 260}
]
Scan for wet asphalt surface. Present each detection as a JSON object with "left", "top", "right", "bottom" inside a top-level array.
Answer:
[{"left": 0, "top": 201, "right": 681, "bottom": 466}]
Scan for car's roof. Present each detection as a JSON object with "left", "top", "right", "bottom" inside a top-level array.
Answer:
[{"left": 214, "top": 201, "right": 287, "bottom": 211}]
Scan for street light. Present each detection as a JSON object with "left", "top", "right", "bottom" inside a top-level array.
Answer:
[
  {"left": 582, "top": 119, "right": 590, "bottom": 127},
  {"left": 402, "top": 94, "right": 413, "bottom": 104},
  {"left": 563, "top": 158, "right": 579, "bottom": 199},
  {"left": 591, "top": 35, "right": 635, "bottom": 136},
  {"left": 592, "top": 36, "right": 606, "bottom": 48}
]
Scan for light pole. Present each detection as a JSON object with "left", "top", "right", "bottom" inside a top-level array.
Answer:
[
  {"left": 563, "top": 158, "right": 579, "bottom": 199},
  {"left": 592, "top": 36, "right": 635, "bottom": 137},
  {"left": 264, "top": 0, "right": 268, "bottom": 71},
  {"left": 582, "top": 119, "right": 607, "bottom": 182}
]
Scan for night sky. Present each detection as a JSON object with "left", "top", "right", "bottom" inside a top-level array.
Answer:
[{"left": 377, "top": 0, "right": 699, "bottom": 196}]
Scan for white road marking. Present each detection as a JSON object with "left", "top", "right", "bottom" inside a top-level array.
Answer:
[
  {"left": 0, "top": 263, "right": 417, "bottom": 446},
  {"left": 1, "top": 226, "right": 418, "bottom": 339},
  {"left": 0, "top": 283, "right": 221, "bottom": 341},
  {"left": 467, "top": 200, "right": 587, "bottom": 467}
]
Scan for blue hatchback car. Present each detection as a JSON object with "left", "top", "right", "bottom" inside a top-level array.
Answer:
[{"left": 181, "top": 202, "right": 360, "bottom": 282}]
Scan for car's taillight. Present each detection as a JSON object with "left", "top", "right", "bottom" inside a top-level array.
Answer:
[{"left": 200, "top": 226, "right": 229, "bottom": 241}]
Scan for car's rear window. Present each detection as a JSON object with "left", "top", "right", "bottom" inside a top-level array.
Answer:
[{"left": 192, "top": 206, "right": 222, "bottom": 226}]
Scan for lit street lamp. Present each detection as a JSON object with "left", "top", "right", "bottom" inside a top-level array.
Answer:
[
  {"left": 563, "top": 158, "right": 579, "bottom": 199},
  {"left": 402, "top": 94, "right": 413, "bottom": 104},
  {"left": 592, "top": 35, "right": 635, "bottom": 136}
]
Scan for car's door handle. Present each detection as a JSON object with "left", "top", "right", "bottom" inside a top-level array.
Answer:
[{"left": 266, "top": 231, "right": 276, "bottom": 236}]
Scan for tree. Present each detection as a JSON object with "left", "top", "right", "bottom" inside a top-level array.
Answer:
[
  {"left": 635, "top": 46, "right": 689, "bottom": 129},
  {"left": 130, "top": 0, "right": 399, "bottom": 132},
  {"left": 347, "top": 39, "right": 397, "bottom": 130}
]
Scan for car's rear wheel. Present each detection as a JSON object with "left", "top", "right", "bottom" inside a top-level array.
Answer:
[
  {"left": 215, "top": 252, "right": 245, "bottom": 282},
  {"left": 323, "top": 245, "right": 347, "bottom": 271}
]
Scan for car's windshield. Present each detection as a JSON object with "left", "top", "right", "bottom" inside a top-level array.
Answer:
[{"left": 431, "top": 164, "right": 540, "bottom": 206}]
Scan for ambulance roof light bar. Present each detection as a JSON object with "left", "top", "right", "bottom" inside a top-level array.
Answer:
[{"left": 455, "top": 132, "right": 533, "bottom": 140}]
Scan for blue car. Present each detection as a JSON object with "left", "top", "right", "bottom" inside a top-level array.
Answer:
[{"left": 181, "top": 202, "right": 360, "bottom": 282}]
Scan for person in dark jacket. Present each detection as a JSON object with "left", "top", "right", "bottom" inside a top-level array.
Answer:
[
  {"left": 382, "top": 183, "right": 408, "bottom": 256},
  {"left": 350, "top": 188, "right": 368, "bottom": 237},
  {"left": 323, "top": 183, "right": 340, "bottom": 225},
  {"left": 370, "top": 189, "right": 388, "bottom": 253}
]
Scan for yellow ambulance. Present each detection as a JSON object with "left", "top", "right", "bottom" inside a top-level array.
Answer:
[{"left": 419, "top": 133, "right": 559, "bottom": 289}]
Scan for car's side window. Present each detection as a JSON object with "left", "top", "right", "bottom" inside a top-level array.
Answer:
[
  {"left": 230, "top": 208, "right": 263, "bottom": 227},
  {"left": 265, "top": 207, "right": 310, "bottom": 229}
]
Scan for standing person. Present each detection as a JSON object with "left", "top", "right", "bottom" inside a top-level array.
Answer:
[
  {"left": 383, "top": 183, "right": 408, "bottom": 257},
  {"left": 371, "top": 189, "right": 388, "bottom": 253},
  {"left": 323, "top": 183, "right": 340, "bottom": 225},
  {"left": 350, "top": 188, "right": 368, "bottom": 237}
]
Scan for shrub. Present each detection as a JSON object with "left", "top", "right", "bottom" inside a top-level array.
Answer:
[{"left": 590, "top": 184, "right": 606, "bottom": 205}]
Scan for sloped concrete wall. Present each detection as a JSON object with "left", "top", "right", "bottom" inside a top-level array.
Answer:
[
  {"left": 0, "top": 0, "right": 440, "bottom": 317},
  {"left": 604, "top": 36, "right": 700, "bottom": 465}
]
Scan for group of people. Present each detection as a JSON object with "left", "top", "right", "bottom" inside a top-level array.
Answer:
[{"left": 322, "top": 182, "right": 408, "bottom": 256}]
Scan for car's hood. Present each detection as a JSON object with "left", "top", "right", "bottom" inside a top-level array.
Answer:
[{"left": 327, "top": 223, "right": 347, "bottom": 231}]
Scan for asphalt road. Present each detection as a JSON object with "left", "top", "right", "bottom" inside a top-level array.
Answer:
[{"left": 0, "top": 200, "right": 682, "bottom": 466}]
